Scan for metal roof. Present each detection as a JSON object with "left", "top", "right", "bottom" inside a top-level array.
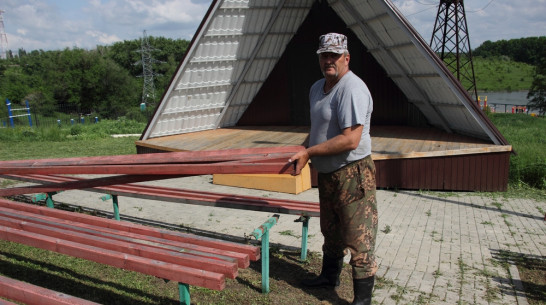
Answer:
[{"left": 142, "top": 0, "right": 508, "bottom": 146}]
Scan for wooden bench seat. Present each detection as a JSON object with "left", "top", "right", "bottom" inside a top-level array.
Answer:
[
  {"left": 2, "top": 174, "right": 320, "bottom": 217},
  {"left": 0, "top": 275, "right": 100, "bottom": 305},
  {"left": 3, "top": 173, "right": 318, "bottom": 260},
  {"left": 0, "top": 197, "right": 259, "bottom": 304}
]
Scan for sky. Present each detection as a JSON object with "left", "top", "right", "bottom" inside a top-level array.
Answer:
[{"left": 1, "top": 0, "right": 545, "bottom": 53}]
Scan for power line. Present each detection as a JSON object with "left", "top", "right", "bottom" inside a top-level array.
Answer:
[
  {"left": 135, "top": 30, "right": 163, "bottom": 109},
  {"left": 406, "top": 0, "right": 496, "bottom": 16},
  {"left": 466, "top": 0, "right": 496, "bottom": 13}
]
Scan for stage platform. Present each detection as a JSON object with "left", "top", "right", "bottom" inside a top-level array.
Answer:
[{"left": 136, "top": 126, "right": 512, "bottom": 192}]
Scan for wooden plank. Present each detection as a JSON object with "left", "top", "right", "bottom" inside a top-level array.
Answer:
[
  {"left": 0, "top": 199, "right": 260, "bottom": 264},
  {"left": 213, "top": 162, "right": 311, "bottom": 194},
  {"left": 0, "top": 174, "right": 184, "bottom": 197},
  {"left": 0, "top": 147, "right": 303, "bottom": 168},
  {"left": 1, "top": 174, "right": 320, "bottom": 217},
  {"left": 0, "top": 212, "right": 239, "bottom": 279},
  {"left": 0, "top": 161, "right": 295, "bottom": 176},
  {"left": 0, "top": 226, "right": 226, "bottom": 290},
  {"left": 0, "top": 205, "right": 247, "bottom": 267},
  {"left": 0, "top": 275, "right": 100, "bottom": 305}
]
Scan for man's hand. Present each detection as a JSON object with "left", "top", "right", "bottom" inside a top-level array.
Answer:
[{"left": 288, "top": 150, "right": 310, "bottom": 176}]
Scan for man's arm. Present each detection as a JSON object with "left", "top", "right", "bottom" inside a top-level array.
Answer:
[{"left": 289, "top": 124, "right": 363, "bottom": 175}]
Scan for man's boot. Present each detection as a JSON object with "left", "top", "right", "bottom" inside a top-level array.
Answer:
[
  {"left": 351, "top": 276, "right": 374, "bottom": 305},
  {"left": 301, "top": 254, "right": 343, "bottom": 287}
]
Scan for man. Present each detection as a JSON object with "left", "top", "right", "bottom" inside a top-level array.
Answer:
[{"left": 289, "top": 33, "right": 378, "bottom": 305}]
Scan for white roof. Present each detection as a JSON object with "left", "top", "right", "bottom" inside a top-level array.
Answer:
[{"left": 142, "top": 0, "right": 507, "bottom": 146}]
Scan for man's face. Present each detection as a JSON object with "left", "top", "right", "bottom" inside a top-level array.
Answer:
[{"left": 319, "top": 52, "right": 350, "bottom": 79}]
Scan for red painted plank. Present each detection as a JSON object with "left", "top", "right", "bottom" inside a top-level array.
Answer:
[
  {"left": 0, "top": 213, "right": 239, "bottom": 279},
  {"left": 2, "top": 174, "right": 320, "bottom": 216},
  {"left": 0, "top": 199, "right": 259, "bottom": 264},
  {"left": 0, "top": 226, "right": 226, "bottom": 290},
  {"left": 0, "top": 147, "right": 303, "bottom": 168},
  {"left": 0, "top": 275, "right": 100, "bottom": 305},
  {"left": 0, "top": 161, "right": 294, "bottom": 176},
  {"left": 0, "top": 204, "right": 251, "bottom": 268},
  {"left": 0, "top": 174, "right": 185, "bottom": 197}
]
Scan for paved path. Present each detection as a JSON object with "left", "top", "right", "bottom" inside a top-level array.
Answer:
[{"left": 8, "top": 175, "right": 546, "bottom": 305}]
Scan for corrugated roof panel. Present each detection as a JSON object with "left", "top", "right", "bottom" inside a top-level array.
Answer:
[
  {"left": 244, "top": 58, "right": 276, "bottom": 82},
  {"left": 257, "top": 34, "right": 291, "bottom": 57},
  {"left": 143, "top": 0, "right": 506, "bottom": 145},
  {"left": 145, "top": 0, "right": 316, "bottom": 138},
  {"left": 221, "top": 83, "right": 262, "bottom": 126},
  {"left": 221, "top": 0, "right": 249, "bottom": 9},
  {"left": 389, "top": 47, "right": 437, "bottom": 76}
]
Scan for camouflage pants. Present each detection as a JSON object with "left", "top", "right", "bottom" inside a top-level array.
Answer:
[{"left": 317, "top": 155, "right": 378, "bottom": 279}]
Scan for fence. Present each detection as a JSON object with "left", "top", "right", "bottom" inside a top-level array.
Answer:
[{"left": 1, "top": 99, "right": 100, "bottom": 128}]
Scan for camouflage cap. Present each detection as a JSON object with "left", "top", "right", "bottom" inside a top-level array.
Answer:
[{"left": 316, "top": 33, "right": 348, "bottom": 54}]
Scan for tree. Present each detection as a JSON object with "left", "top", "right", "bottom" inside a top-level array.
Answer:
[{"left": 527, "top": 50, "right": 546, "bottom": 116}]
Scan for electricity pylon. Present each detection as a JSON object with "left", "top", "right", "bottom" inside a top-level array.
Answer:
[
  {"left": 430, "top": 0, "right": 478, "bottom": 101},
  {"left": 0, "top": 10, "right": 8, "bottom": 59},
  {"left": 135, "top": 30, "right": 162, "bottom": 108}
]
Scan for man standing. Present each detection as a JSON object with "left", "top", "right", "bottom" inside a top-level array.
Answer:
[{"left": 289, "top": 33, "right": 378, "bottom": 305}]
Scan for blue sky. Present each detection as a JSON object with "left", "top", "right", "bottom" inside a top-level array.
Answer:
[{"left": 1, "top": 0, "right": 545, "bottom": 52}]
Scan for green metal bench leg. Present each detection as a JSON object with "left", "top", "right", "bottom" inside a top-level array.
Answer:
[
  {"left": 45, "top": 192, "right": 55, "bottom": 208},
  {"left": 178, "top": 282, "right": 190, "bottom": 305},
  {"left": 295, "top": 216, "right": 310, "bottom": 261},
  {"left": 262, "top": 229, "right": 270, "bottom": 293},
  {"left": 250, "top": 214, "right": 280, "bottom": 294},
  {"left": 300, "top": 216, "right": 310, "bottom": 261},
  {"left": 32, "top": 192, "right": 59, "bottom": 208},
  {"left": 111, "top": 195, "right": 120, "bottom": 221},
  {"left": 100, "top": 194, "right": 120, "bottom": 221}
]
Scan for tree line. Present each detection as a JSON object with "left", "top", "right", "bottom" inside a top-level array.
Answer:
[
  {"left": 1, "top": 36, "right": 545, "bottom": 122},
  {"left": 473, "top": 36, "right": 545, "bottom": 66},
  {"left": 0, "top": 37, "right": 189, "bottom": 121}
]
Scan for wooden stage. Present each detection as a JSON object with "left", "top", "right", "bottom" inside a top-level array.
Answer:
[{"left": 136, "top": 126, "right": 512, "bottom": 191}]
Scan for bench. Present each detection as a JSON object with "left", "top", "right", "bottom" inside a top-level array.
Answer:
[
  {"left": 0, "top": 197, "right": 260, "bottom": 304},
  {"left": 2, "top": 173, "right": 320, "bottom": 260},
  {"left": 0, "top": 274, "right": 100, "bottom": 305}
]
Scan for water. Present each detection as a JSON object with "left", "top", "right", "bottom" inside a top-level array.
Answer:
[{"left": 477, "top": 91, "right": 535, "bottom": 113}]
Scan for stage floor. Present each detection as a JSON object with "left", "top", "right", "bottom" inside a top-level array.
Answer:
[{"left": 135, "top": 125, "right": 512, "bottom": 158}]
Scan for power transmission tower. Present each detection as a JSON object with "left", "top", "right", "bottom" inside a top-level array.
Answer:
[
  {"left": 0, "top": 10, "right": 8, "bottom": 59},
  {"left": 430, "top": 0, "right": 478, "bottom": 101},
  {"left": 135, "top": 30, "right": 162, "bottom": 109}
]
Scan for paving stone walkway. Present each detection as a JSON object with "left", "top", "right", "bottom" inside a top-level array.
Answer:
[{"left": 8, "top": 175, "right": 546, "bottom": 304}]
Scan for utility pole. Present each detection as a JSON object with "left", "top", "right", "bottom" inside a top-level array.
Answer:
[
  {"left": 430, "top": 0, "right": 478, "bottom": 101},
  {"left": 135, "top": 30, "right": 161, "bottom": 109},
  {"left": 0, "top": 10, "right": 8, "bottom": 59}
]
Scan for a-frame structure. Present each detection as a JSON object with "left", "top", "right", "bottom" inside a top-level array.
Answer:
[{"left": 137, "top": 0, "right": 512, "bottom": 191}]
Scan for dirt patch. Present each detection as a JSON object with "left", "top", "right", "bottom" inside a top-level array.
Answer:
[
  {"left": 192, "top": 250, "right": 355, "bottom": 305},
  {"left": 516, "top": 255, "right": 546, "bottom": 305}
]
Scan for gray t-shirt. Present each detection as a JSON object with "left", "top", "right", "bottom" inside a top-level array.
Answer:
[{"left": 308, "top": 71, "right": 373, "bottom": 173}]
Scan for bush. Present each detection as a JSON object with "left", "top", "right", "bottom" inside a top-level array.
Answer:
[
  {"left": 70, "top": 125, "right": 83, "bottom": 136},
  {"left": 488, "top": 113, "right": 546, "bottom": 189}
]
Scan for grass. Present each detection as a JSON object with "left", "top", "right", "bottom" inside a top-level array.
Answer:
[
  {"left": 472, "top": 56, "right": 534, "bottom": 92},
  {"left": 488, "top": 113, "right": 546, "bottom": 190}
]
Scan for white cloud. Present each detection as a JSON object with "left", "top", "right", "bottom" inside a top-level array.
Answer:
[
  {"left": 85, "top": 31, "right": 121, "bottom": 45},
  {"left": 3, "top": 0, "right": 210, "bottom": 52},
  {"left": 2, "top": 0, "right": 544, "bottom": 52},
  {"left": 392, "top": 0, "right": 546, "bottom": 47}
]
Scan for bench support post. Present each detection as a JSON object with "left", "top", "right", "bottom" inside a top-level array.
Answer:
[
  {"left": 295, "top": 216, "right": 310, "bottom": 261},
  {"left": 45, "top": 192, "right": 56, "bottom": 208},
  {"left": 31, "top": 192, "right": 59, "bottom": 208},
  {"left": 250, "top": 214, "right": 280, "bottom": 294},
  {"left": 301, "top": 216, "right": 310, "bottom": 261},
  {"left": 100, "top": 194, "right": 120, "bottom": 221},
  {"left": 178, "top": 282, "right": 190, "bottom": 305}
]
